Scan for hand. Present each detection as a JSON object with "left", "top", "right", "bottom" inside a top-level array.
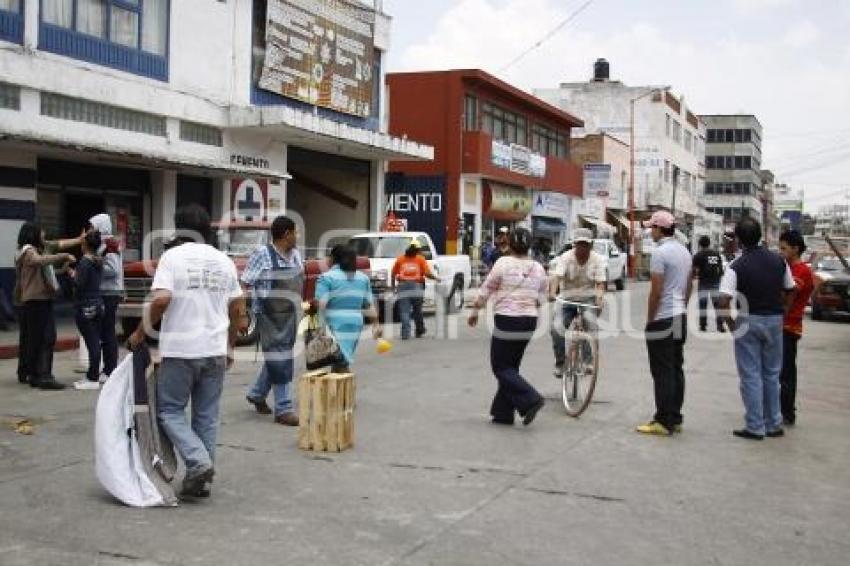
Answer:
[
  {"left": 226, "top": 353, "right": 235, "bottom": 370},
  {"left": 127, "top": 328, "right": 146, "bottom": 351},
  {"left": 467, "top": 310, "right": 479, "bottom": 327},
  {"left": 372, "top": 325, "right": 383, "bottom": 339},
  {"left": 60, "top": 252, "right": 75, "bottom": 263}
]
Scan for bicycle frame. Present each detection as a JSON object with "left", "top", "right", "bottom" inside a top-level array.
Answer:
[{"left": 556, "top": 298, "right": 600, "bottom": 417}]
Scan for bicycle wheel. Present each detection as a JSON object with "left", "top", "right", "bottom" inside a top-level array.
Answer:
[{"left": 562, "top": 321, "right": 599, "bottom": 418}]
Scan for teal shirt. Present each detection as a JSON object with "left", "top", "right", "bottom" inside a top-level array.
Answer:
[{"left": 315, "top": 266, "right": 374, "bottom": 364}]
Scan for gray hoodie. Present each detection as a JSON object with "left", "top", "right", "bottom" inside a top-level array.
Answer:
[{"left": 89, "top": 213, "right": 124, "bottom": 296}]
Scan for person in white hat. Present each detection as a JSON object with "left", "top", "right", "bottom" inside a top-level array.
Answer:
[
  {"left": 548, "top": 228, "right": 607, "bottom": 378},
  {"left": 636, "top": 210, "right": 693, "bottom": 436}
]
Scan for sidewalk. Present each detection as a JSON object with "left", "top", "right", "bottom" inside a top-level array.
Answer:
[{"left": 0, "top": 318, "right": 80, "bottom": 360}]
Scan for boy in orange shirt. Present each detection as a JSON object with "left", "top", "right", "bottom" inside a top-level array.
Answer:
[{"left": 391, "top": 244, "right": 438, "bottom": 340}]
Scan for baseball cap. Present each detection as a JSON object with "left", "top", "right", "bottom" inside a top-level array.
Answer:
[
  {"left": 498, "top": 226, "right": 510, "bottom": 234},
  {"left": 643, "top": 210, "right": 676, "bottom": 229},
  {"left": 572, "top": 228, "right": 594, "bottom": 243}
]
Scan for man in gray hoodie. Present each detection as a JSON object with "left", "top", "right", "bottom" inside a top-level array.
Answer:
[{"left": 89, "top": 214, "right": 125, "bottom": 378}]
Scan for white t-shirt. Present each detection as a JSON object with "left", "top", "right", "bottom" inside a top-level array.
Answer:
[
  {"left": 550, "top": 250, "right": 607, "bottom": 299},
  {"left": 151, "top": 243, "right": 242, "bottom": 359}
]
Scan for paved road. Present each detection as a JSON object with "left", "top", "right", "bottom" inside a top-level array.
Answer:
[{"left": 1, "top": 283, "right": 848, "bottom": 565}]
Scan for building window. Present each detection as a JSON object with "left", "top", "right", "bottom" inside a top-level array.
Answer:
[
  {"left": 684, "top": 131, "right": 692, "bottom": 151},
  {"left": 41, "top": 92, "right": 167, "bottom": 136},
  {"left": 0, "top": 81, "right": 20, "bottom": 110},
  {"left": 179, "top": 121, "right": 223, "bottom": 147},
  {"left": 464, "top": 95, "right": 478, "bottom": 131},
  {"left": 531, "top": 123, "right": 567, "bottom": 158},
  {"left": 39, "top": 0, "right": 169, "bottom": 81},
  {"left": 482, "top": 102, "right": 530, "bottom": 146},
  {"left": 0, "top": 0, "right": 23, "bottom": 44},
  {"left": 665, "top": 114, "right": 671, "bottom": 138},
  {"left": 673, "top": 121, "right": 682, "bottom": 145},
  {"left": 664, "top": 160, "right": 670, "bottom": 183}
]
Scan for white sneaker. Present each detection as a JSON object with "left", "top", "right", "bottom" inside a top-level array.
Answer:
[
  {"left": 73, "top": 379, "right": 100, "bottom": 391},
  {"left": 553, "top": 365, "right": 565, "bottom": 379},
  {"left": 98, "top": 372, "right": 110, "bottom": 384}
]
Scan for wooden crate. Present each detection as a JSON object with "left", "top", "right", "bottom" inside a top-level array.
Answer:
[{"left": 297, "top": 370, "right": 355, "bottom": 452}]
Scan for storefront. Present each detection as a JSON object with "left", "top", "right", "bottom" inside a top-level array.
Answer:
[
  {"left": 531, "top": 190, "right": 571, "bottom": 252},
  {"left": 483, "top": 181, "right": 533, "bottom": 238}
]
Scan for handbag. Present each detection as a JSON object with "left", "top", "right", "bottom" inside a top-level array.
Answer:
[
  {"left": 42, "top": 264, "right": 61, "bottom": 293},
  {"left": 304, "top": 314, "right": 341, "bottom": 371}
]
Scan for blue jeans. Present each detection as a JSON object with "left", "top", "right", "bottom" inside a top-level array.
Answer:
[
  {"left": 247, "top": 364, "right": 294, "bottom": 416},
  {"left": 550, "top": 300, "right": 597, "bottom": 367},
  {"left": 734, "top": 314, "right": 784, "bottom": 435},
  {"left": 75, "top": 306, "right": 103, "bottom": 381},
  {"left": 397, "top": 281, "right": 424, "bottom": 339},
  {"left": 157, "top": 357, "right": 226, "bottom": 478}
]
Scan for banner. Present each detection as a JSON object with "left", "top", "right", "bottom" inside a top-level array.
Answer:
[
  {"left": 490, "top": 140, "right": 546, "bottom": 178},
  {"left": 259, "top": 0, "right": 376, "bottom": 118},
  {"left": 583, "top": 163, "right": 612, "bottom": 199}
]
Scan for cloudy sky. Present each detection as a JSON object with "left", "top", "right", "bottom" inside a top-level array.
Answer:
[{"left": 381, "top": 0, "right": 850, "bottom": 213}]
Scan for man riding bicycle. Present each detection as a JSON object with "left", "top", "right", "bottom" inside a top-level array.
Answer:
[{"left": 548, "top": 228, "right": 607, "bottom": 378}]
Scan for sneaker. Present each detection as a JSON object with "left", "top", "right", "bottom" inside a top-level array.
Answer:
[
  {"left": 415, "top": 329, "right": 427, "bottom": 338},
  {"left": 181, "top": 468, "right": 215, "bottom": 498},
  {"left": 553, "top": 365, "right": 564, "bottom": 379},
  {"left": 522, "top": 399, "right": 545, "bottom": 426},
  {"left": 34, "top": 379, "right": 66, "bottom": 391},
  {"left": 246, "top": 396, "right": 272, "bottom": 415},
  {"left": 98, "top": 372, "right": 110, "bottom": 384},
  {"left": 73, "top": 379, "right": 100, "bottom": 391},
  {"left": 635, "top": 421, "right": 671, "bottom": 436},
  {"left": 766, "top": 428, "right": 785, "bottom": 438},
  {"left": 732, "top": 428, "right": 764, "bottom": 441}
]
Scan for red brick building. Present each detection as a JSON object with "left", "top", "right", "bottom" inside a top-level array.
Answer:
[{"left": 386, "top": 69, "right": 584, "bottom": 254}]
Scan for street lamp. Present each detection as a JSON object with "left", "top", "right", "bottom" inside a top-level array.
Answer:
[{"left": 628, "top": 86, "right": 670, "bottom": 278}]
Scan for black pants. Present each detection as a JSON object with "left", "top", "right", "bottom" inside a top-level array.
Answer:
[
  {"left": 697, "top": 288, "right": 723, "bottom": 330},
  {"left": 101, "top": 296, "right": 121, "bottom": 376},
  {"left": 75, "top": 307, "right": 103, "bottom": 381},
  {"left": 489, "top": 315, "right": 543, "bottom": 423},
  {"left": 16, "top": 305, "right": 29, "bottom": 382},
  {"left": 23, "top": 300, "right": 56, "bottom": 384},
  {"left": 645, "top": 315, "right": 687, "bottom": 430},
  {"left": 780, "top": 331, "right": 800, "bottom": 423}
]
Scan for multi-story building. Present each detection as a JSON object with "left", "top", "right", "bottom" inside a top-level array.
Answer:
[
  {"left": 535, "top": 59, "right": 707, "bottom": 239},
  {"left": 699, "top": 115, "right": 764, "bottom": 230},
  {"left": 569, "top": 133, "right": 630, "bottom": 241},
  {"left": 386, "top": 69, "right": 584, "bottom": 254},
  {"left": 815, "top": 204, "right": 850, "bottom": 238},
  {"left": 0, "top": 0, "right": 432, "bottom": 292},
  {"left": 760, "top": 169, "right": 780, "bottom": 244},
  {"left": 774, "top": 183, "right": 805, "bottom": 233}
]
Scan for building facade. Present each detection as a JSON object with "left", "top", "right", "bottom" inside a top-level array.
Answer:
[
  {"left": 699, "top": 115, "right": 764, "bottom": 230},
  {"left": 773, "top": 183, "right": 805, "bottom": 233},
  {"left": 569, "top": 133, "right": 630, "bottom": 241},
  {"left": 0, "top": 0, "right": 432, "bottom": 292},
  {"left": 535, "top": 60, "right": 707, "bottom": 235},
  {"left": 386, "top": 69, "right": 584, "bottom": 255}
]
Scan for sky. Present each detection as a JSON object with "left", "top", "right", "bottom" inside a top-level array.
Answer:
[{"left": 381, "top": 0, "right": 850, "bottom": 213}]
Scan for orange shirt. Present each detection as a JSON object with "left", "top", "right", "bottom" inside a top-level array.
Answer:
[{"left": 392, "top": 255, "right": 432, "bottom": 283}]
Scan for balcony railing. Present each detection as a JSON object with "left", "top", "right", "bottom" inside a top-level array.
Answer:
[{"left": 0, "top": 8, "right": 23, "bottom": 44}]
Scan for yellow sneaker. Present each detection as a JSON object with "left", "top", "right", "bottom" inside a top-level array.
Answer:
[{"left": 635, "top": 421, "right": 671, "bottom": 436}]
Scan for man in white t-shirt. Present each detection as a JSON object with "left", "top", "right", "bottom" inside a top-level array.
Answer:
[
  {"left": 129, "top": 205, "right": 244, "bottom": 500},
  {"left": 548, "top": 228, "right": 607, "bottom": 378}
]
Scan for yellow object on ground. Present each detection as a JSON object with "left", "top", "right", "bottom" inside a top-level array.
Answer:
[{"left": 376, "top": 339, "right": 393, "bottom": 354}]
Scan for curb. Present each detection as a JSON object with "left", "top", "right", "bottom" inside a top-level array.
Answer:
[{"left": 0, "top": 336, "right": 80, "bottom": 360}]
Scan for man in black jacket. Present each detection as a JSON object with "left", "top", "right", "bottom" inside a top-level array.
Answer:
[{"left": 692, "top": 236, "right": 725, "bottom": 332}]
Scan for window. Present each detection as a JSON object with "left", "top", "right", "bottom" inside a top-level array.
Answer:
[
  {"left": 464, "top": 95, "right": 478, "bottom": 131},
  {"left": 673, "top": 121, "right": 682, "bottom": 144},
  {"left": 530, "top": 123, "right": 567, "bottom": 158},
  {"left": 39, "top": 0, "right": 169, "bottom": 80},
  {"left": 0, "top": 0, "right": 23, "bottom": 43},
  {"left": 41, "top": 92, "right": 166, "bottom": 136},
  {"left": 665, "top": 114, "right": 671, "bottom": 137},
  {"left": 0, "top": 81, "right": 20, "bottom": 110},
  {"left": 684, "top": 131, "right": 692, "bottom": 151},
  {"left": 664, "top": 160, "right": 670, "bottom": 183},
  {"left": 481, "top": 102, "right": 529, "bottom": 146},
  {"left": 180, "top": 121, "right": 223, "bottom": 147}
]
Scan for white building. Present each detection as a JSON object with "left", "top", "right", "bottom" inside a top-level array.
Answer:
[
  {"left": 535, "top": 59, "right": 706, "bottom": 231},
  {"left": 0, "top": 0, "right": 432, "bottom": 285}
]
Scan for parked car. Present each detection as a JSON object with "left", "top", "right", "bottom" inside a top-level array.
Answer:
[
  {"left": 348, "top": 231, "right": 472, "bottom": 318},
  {"left": 593, "top": 239, "right": 627, "bottom": 291},
  {"left": 118, "top": 221, "right": 369, "bottom": 345},
  {"left": 811, "top": 257, "right": 850, "bottom": 321}
]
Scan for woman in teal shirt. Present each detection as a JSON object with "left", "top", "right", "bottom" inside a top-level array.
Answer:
[{"left": 315, "top": 245, "right": 382, "bottom": 371}]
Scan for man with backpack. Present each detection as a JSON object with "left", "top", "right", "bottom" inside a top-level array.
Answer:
[
  {"left": 692, "top": 236, "right": 725, "bottom": 332},
  {"left": 241, "top": 216, "right": 304, "bottom": 426}
]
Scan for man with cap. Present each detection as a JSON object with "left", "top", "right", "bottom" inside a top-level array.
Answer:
[
  {"left": 548, "top": 228, "right": 607, "bottom": 378},
  {"left": 391, "top": 243, "right": 439, "bottom": 340},
  {"left": 637, "top": 210, "right": 693, "bottom": 436}
]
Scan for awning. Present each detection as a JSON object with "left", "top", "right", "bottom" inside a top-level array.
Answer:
[
  {"left": 609, "top": 213, "right": 633, "bottom": 231},
  {"left": 579, "top": 215, "right": 615, "bottom": 234},
  {"left": 533, "top": 216, "right": 567, "bottom": 233}
]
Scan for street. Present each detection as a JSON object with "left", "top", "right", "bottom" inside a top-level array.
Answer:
[{"left": 1, "top": 283, "right": 848, "bottom": 566}]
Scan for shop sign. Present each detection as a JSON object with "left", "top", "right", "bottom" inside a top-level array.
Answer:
[
  {"left": 258, "top": 0, "right": 376, "bottom": 118},
  {"left": 230, "top": 154, "right": 270, "bottom": 170},
  {"left": 385, "top": 174, "right": 447, "bottom": 252},
  {"left": 583, "top": 163, "right": 612, "bottom": 199},
  {"left": 231, "top": 179, "right": 269, "bottom": 221},
  {"left": 532, "top": 191, "right": 570, "bottom": 219},
  {"left": 487, "top": 183, "right": 532, "bottom": 220},
  {"left": 491, "top": 140, "right": 546, "bottom": 178}
]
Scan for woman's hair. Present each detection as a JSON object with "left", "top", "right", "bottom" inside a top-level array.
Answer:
[
  {"left": 330, "top": 244, "right": 357, "bottom": 274},
  {"left": 509, "top": 228, "right": 532, "bottom": 256},
  {"left": 17, "top": 222, "right": 43, "bottom": 250},
  {"left": 83, "top": 230, "right": 102, "bottom": 253},
  {"left": 779, "top": 230, "right": 806, "bottom": 255},
  {"left": 404, "top": 243, "right": 418, "bottom": 257}
]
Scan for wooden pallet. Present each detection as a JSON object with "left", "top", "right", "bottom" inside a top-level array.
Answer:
[{"left": 297, "top": 370, "right": 355, "bottom": 452}]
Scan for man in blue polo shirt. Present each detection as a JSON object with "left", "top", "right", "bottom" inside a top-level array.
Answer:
[{"left": 719, "top": 217, "right": 795, "bottom": 441}]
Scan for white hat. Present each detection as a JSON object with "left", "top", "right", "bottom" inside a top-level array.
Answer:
[{"left": 572, "top": 228, "right": 594, "bottom": 244}]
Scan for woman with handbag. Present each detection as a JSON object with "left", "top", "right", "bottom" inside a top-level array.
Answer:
[
  {"left": 468, "top": 228, "right": 548, "bottom": 426},
  {"left": 314, "top": 245, "right": 382, "bottom": 373},
  {"left": 70, "top": 231, "right": 105, "bottom": 391},
  {"left": 14, "top": 222, "right": 75, "bottom": 390}
]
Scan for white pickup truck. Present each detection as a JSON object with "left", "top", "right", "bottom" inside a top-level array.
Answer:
[
  {"left": 593, "top": 239, "right": 627, "bottom": 291},
  {"left": 348, "top": 231, "right": 472, "bottom": 317}
]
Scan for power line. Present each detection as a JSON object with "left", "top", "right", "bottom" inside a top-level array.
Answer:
[{"left": 497, "top": 0, "right": 597, "bottom": 74}]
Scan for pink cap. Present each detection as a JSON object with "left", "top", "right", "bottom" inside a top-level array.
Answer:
[{"left": 643, "top": 210, "right": 676, "bottom": 229}]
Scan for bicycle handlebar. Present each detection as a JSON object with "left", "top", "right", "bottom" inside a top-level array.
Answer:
[{"left": 554, "top": 298, "right": 602, "bottom": 310}]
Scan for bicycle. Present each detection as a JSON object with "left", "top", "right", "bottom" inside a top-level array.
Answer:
[{"left": 555, "top": 298, "right": 601, "bottom": 418}]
